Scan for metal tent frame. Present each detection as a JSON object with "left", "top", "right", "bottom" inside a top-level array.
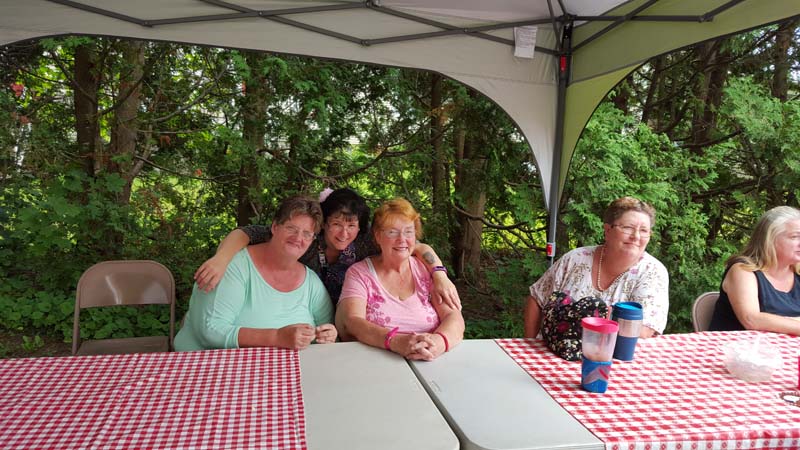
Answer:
[{"left": 2, "top": 0, "right": 798, "bottom": 260}]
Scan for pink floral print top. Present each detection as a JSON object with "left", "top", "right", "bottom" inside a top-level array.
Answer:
[{"left": 340, "top": 257, "right": 440, "bottom": 333}]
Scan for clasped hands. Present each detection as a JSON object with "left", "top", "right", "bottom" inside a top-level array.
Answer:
[
  {"left": 278, "top": 323, "right": 337, "bottom": 350},
  {"left": 389, "top": 332, "right": 445, "bottom": 361}
]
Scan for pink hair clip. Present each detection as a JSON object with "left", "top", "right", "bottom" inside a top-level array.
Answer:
[{"left": 319, "top": 188, "right": 334, "bottom": 203}]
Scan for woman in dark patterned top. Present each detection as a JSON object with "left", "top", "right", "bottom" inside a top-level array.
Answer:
[{"left": 195, "top": 188, "right": 461, "bottom": 309}]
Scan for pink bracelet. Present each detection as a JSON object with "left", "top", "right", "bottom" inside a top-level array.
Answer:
[
  {"left": 434, "top": 331, "right": 449, "bottom": 352},
  {"left": 384, "top": 327, "right": 400, "bottom": 350}
]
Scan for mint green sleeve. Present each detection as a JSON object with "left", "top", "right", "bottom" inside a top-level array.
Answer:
[
  {"left": 194, "top": 251, "right": 249, "bottom": 349},
  {"left": 307, "top": 269, "right": 333, "bottom": 325}
]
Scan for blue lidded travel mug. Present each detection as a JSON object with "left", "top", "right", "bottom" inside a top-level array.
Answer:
[{"left": 611, "top": 302, "right": 643, "bottom": 361}]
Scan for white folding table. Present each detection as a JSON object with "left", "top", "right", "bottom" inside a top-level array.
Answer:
[
  {"left": 409, "top": 339, "right": 603, "bottom": 450},
  {"left": 301, "top": 341, "right": 459, "bottom": 450}
]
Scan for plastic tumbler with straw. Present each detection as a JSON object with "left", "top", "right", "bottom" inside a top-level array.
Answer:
[{"left": 580, "top": 317, "right": 619, "bottom": 393}]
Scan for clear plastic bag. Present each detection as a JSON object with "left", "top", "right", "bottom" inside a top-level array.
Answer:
[{"left": 722, "top": 336, "right": 782, "bottom": 383}]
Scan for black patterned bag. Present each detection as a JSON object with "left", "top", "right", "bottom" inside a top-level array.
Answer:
[{"left": 540, "top": 291, "right": 610, "bottom": 361}]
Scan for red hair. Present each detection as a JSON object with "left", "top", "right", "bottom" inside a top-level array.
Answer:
[{"left": 371, "top": 198, "right": 423, "bottom": 239}]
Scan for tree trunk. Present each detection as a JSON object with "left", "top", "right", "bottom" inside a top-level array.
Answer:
[
  {"left": 430, "top": 73, "right": 449, "bottom": 223},
  {"left": 71, "top": 41, "right": 117, "bottom": 258},
  {"left": 73, "top": 43, "right": 100, "bottom": 178},
  {"left": 760, "top": 21, "right": 798, "bottom": 209},
  {"left": 555, "top": 194, "right": 570, "bottom": 261},
  {"left": 771, "top": 19, "right": 798, "bottom": 102},
  {"left": 687, "top": 39, "right": 730, "bottom": 249},
  {"left": 452, "top": 90, "right": 488, "bottom": 279},
  {"left": 450, "top": 123, "right": 466, "bottom": 275},
  {"left": 454, "top": 143, "right": 487, "bottom": 279},
  {"left": 641, "top": 56, "right": 664, "bottom": 128},
  {"left": 689, "top": 40, "right": 729, "bottom": 156},
  {"left": 237, "top": 51, "right": 268, "bottom": 226},
  {"left": 108, "top": 40, "right": 145, "bottom": 205},
  {"left": 611, "top": 75, "right": 633, "bottom": 115}
]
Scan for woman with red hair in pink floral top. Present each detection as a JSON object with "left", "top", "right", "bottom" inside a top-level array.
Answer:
[{"left": 337, "top": 198, "right": 465, "bottom": 361}]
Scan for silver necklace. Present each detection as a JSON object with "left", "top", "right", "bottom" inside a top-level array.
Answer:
[{"left": 596, "top": 245, "right": 628, "bottom": 291}]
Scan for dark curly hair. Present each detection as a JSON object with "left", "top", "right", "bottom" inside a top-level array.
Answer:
[{"left": 321, "top": 188, "right": 371, "bottom": 234}]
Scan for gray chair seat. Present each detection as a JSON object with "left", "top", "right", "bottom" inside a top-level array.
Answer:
[{"left": 75, "top": 336, "right": 171, "bottom": 356}]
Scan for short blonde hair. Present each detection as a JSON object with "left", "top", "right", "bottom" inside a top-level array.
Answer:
[
  {"left": 728, "top": 206, "right": 800, "bottom": 273},
  {"left": 603, "top": 197, "right": 656, "bottom": 227},
  {"left": 372, "top": 198, "right": 423, "bottom": 240}
]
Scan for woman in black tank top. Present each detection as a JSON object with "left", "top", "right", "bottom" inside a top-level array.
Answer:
[{"left": 709, "top": 206, "right": 800, "bottom": 335}]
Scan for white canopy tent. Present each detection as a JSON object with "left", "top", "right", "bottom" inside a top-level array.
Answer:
[{"left": 2, "top": 0, "right": 798, "bottom": 257}]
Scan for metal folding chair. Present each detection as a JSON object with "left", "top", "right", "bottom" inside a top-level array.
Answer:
[
  {"left": 691, "top": 291, "right": 719, "bottom": 332},
  {"left": 73, "top": 260, "right": 175, "bottom": 355}
]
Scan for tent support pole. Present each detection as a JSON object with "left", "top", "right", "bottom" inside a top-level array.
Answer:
[{"left": 547, "top": 23, "right": 572, "bottom": 266}]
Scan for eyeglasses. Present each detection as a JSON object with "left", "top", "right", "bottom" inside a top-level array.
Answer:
[
  {"left": 382, "top": 227, "right": 416, "bottom": 239},
  {"left": 326, "top": 221, "right": 359, "bottom": 234},
  {"left": 611, "top": 224, "right": 651, "bottom": 238},
  {"left": 282, "top": 224, "right": 316, "bottom": 241}
]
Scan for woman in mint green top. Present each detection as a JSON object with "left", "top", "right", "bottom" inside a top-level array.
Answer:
[{"left": 175, "top": 196, "right": 337, "bottom": 351}]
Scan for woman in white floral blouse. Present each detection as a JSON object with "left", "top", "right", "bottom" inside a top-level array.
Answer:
[{"left": 523, "top": 197, "right": 669, "bottom": 339}]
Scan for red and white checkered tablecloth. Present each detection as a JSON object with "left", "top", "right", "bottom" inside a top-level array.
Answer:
[
  {"left": 497, "top": 332, "right": 800, "bottom": 450},
  {"left": 0, "top": 347, "right": 307, "bottom": 450}
]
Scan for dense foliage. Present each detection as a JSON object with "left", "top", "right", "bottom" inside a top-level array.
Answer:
[{"left": 0, "top": 21, "right": 798, "bottom": 347}]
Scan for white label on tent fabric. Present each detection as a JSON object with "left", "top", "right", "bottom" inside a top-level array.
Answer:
[{"left": 514, "top": 26, "right": 537, "bottom": 59}]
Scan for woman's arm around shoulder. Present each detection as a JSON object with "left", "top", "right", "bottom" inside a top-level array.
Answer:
[
  {"left": 194, "top": 226, "right": 268, "bottom": 292},
  {"left": 193, "top": 251, "right": 250, "bottom": 349},
  {"left": 412, "top": 242, "right": 462, "bottom": 310}
]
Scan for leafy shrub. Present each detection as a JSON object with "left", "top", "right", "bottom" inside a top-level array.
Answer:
[
  {"left": 21, "top": 335, "right": 44, "bottom": 352},
  {"left": 0, "top": 170, "right": 216, "bottom": 342}
]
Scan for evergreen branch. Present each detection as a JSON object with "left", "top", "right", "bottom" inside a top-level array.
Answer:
[
  {"left": 679, "top": 130, "right": 742, "bottom": 149},
  {"left": 451, "top": 203, "right": 529, "bottom": 231},
  {"left": 132, "top": 155, "right": 235, "bottom": 183}
]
